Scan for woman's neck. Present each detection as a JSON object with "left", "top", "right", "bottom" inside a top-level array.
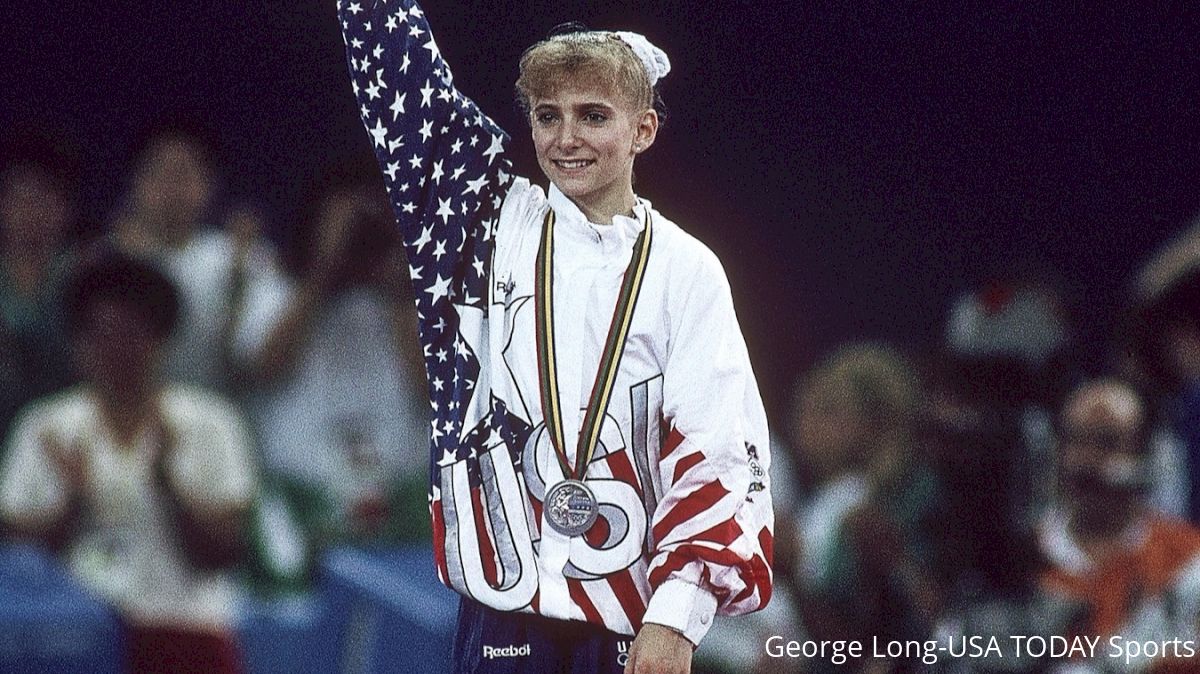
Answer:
[{"left": 570, "top": 188, "right": 637, "bottom": 226}]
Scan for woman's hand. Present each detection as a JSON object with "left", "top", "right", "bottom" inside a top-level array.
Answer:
[{"left": 624, "top": 623, "right": 692, "bottom": 674}]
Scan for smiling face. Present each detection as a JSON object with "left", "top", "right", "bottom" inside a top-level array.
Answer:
[{"left": 530, "top": 81, "right": 657, "bottom": 223}]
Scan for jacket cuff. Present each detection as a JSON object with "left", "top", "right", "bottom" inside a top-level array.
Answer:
[{"left": 642, "top": 578, "right": 719, "bottom": 647}]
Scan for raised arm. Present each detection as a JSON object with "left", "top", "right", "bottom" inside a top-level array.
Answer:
[
  {"left": 338, "top": 0, "right": 513, "bottom": 299},
  {"left": 339, "top": 0, "right": 517, "bottom": 443}
]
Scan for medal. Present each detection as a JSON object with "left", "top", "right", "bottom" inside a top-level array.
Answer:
[
  {"left": 544, "top": 479, "right": 600, "bottom": 537},
  {"left": 535, "top": 207, "right": 653, "bottom": 536}
]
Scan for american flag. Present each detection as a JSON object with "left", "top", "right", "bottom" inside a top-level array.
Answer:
[{"left": 340, "top": 0, "right": 525, "bottom": 504}]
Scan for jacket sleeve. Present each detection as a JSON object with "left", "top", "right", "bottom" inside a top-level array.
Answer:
[
  {"left": 337, "top": 0, "right": 514, "bottom": 455},
  {"left": 641, "top": 247, "right": 774, "bottom": 646}
]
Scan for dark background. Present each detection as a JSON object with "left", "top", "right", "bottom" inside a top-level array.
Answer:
[{"left": 4, "top": 1, "right": 1199, "bottom": 415}]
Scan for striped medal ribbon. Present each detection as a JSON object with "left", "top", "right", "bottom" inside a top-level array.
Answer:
[{"left": 536, "top": 207, "right": 653, "bottom": 537}]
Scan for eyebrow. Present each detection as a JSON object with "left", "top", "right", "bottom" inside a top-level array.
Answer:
[{"left": 533, "top": 101, "right": 617, "bottom": 113}]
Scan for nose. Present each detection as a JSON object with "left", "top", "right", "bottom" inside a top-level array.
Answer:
[{"left": 555, "top": 120, "right": 581, "bottom": 150}]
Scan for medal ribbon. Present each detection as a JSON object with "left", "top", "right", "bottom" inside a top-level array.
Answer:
[{"left": 535, "top": 207, "right": 653, "bottom": 480}]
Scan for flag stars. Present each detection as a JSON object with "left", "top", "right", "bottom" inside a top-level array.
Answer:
[
  {"left": 419, "top": 120, "right": 434, "bottom": 142},
  {"left": 369, "top": 118, "right": 389, "bottom": 149},
  {"left": 420, "top": 82, "right": 435, "bottom": 107},
  {"left": 426, "top": 274, "right": 452, "bottom": 304},
  {"left": 465, "top": 175, "right": 487, "bottom": 195},
  {"left": 430, "top": 159, "right": 444, "bottom": 182},
  {"left": 436, "top": 197, "right": 455, "bottom": 223},
  {"left": 389, "top": 92, "right": 406, "bottom": 120},
  {"left": 413, "top": 225, "right": 433, "bottom": 253},
  {"left": 484, "top": 134, "right": 504, "bottom": 164}
]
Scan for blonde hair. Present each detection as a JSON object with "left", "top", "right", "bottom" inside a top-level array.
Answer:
[{"left": 515, "top": 30, "right": 659, "bottom": 117}]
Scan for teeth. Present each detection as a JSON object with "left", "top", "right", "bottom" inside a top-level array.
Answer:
[{"left": 556, "top": 160, "right": 590, "bottom": 169}]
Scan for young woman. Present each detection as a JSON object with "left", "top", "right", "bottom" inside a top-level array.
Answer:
[{"left": 338, "top": 3, "right": 773, "bottom": 672}]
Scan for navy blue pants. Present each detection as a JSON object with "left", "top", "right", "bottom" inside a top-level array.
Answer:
[{"left": 450, "top": 599, "right": 633, "bottom": 673}]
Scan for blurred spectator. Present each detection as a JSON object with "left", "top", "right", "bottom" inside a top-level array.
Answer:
[
  {"left": 944, "top": 267, "right": 1079, "bottom": 533},
  {"left": 233, "top": 175, "right": 428, "bottom": 547},
  {"left": 0, "top": 136, "right": 80, "bottom": 459},
  {"left": 1130, "top": 225, "right": 1200, "bottom": 523},
  {"left": 746, "top": 344, "right": 942, "bottom": 674},
  {"left": 1037, "top": 378, "right": 1200, "bottom": 672},
  {"left": 0, "top": 250, "right": 257, "bottom": 673},
  {"left": 110, "top": 123, "right": 278, "bottom": 393}
]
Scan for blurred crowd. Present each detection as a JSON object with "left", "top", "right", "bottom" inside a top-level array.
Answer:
[
  {"left": 0, "top": 125, "right": 430, "bottom": 672},
  {"left": 2, "top": 123, "right": 1200, "bottom": 673},
  {"left": 699, "top": 221, "right": 1200, "bottom": 673}
]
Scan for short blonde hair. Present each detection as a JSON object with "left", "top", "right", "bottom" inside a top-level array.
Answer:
[{"left": 515, "top": 30, "right": 657, "bottom": 117}]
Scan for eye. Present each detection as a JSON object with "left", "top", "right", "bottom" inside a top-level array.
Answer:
[
  {"left": 535, "top": 111, "right": 558, "bottom": 126},
  {"left": 583, "top": 111, "right": 608, "bottom": 124}
]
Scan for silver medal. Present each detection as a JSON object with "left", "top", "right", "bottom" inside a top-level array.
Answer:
[{"left": 544, "top": 479, "right": 599, "bottom": 537}]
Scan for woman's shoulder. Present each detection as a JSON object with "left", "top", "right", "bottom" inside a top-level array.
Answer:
[{"left": 647, "top": 206, "right": 730, "bottom": 287}]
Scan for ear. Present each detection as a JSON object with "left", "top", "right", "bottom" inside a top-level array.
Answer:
[{"left": 631, "top": 109, "right": 659, "bottom": 155}]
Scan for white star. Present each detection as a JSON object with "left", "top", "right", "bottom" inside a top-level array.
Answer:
[
  {"left": 369, "top": 118, "right": 388, "bottom": 149},
  {"left": 434, "top": 316, "right": 446, "bottom": 332},
  {"left": 432, "top": 377, "right": 445, "bottom": 392},
  {"left": 472, "top": 256, "right": 485, "bottom": 277},
  {"left": 409, "top": 5, "right": 424, "bottom": 18},
  {"left": 375, "top": 69, "right": 387, "bottom": 90},
  {"left": 409, "top": 265, "right": 423, "bottom": 281},
  {"left": 431, "top": 421, "right": 444, "bottom": 441},
  {"left": 464, "top": 175, "right": 487, "bottom": 195},
  {"left": 373, "top": 44, "right": 384, "bottom": 59},
  {"left": 426, "top": 274, "right": 452, "bottom": 304},
  {"left": 486, "top": 428, "right": 504, "bottom": 448},
  {"left": 450, "top": 138, "right": 463, "bottom": 154},
  {"left": 420, "top": 82, "right": 434, "bottom": 108},
  {"left": 413, "top": 225, "right": 433, "bottom": 253},
  {"left": 350, "top": 37, "right": 364, "bottom": 49},
  {"left": 483, "top": 134, "right": 504, "bottom": 164},
  {"left": 437, "top": 88, "right": 451, "bottom": 103},
  {"left": 442, "top": 419, "right": 455, "bottom": 435},
  {"left": 402, "top": 202, "right": 417, "bottom": 214},
  {"left": 385, "top": 15, "right": 398, "bottom": 32},
  {"left": 423, "top": 38, "right": 440, "bottom": 61},
  {"left": 400, "top": 52, "right": 411, "bottom": 74},
  {"left": 436, "top": 349, "right": 448, "bottom": 363},
  {"left": 430, "top": 158, "right": 443, "bottom": 182},
  {"left": 409, "top": 23, "right": 424, "bottom": 38},
  {"left": 469, "top": 134, "right": 479, "bottom": 147},
  {"left": 436, "top": 197, "right": 454, "bottom": 223},
  {"left": 419, "top": 120, "right": 434, "bottom": 142},
  {"left": 451, "top": 165, "right": 466, "bottom": 181},
  {"left": 348, "top": 4, "right": 362, "bottom": 15},
  {"left": 384, "top": 161, "right": 401, "bottom": 180},
  {"left": 408, "top": 153, "right": 423, "bottom": 170},
  {"left": 436, "top": 447, "right": 456, "bottom": 467},
  {"left": 364, "top": 81, "right": 381, "bottom": 100},
  {"left": 387, "top": 137, "right": 404, "bottom": 154},
  {"left": 433, "top": 239, "right": 447, "bottom": 260},
  {"left": 389, "top": 91, "right": 406, "bottom": 120}
]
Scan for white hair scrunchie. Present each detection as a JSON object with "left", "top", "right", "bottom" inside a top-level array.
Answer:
[{"left": 612, "top": 31, "right": 671, "bottom": 86}]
